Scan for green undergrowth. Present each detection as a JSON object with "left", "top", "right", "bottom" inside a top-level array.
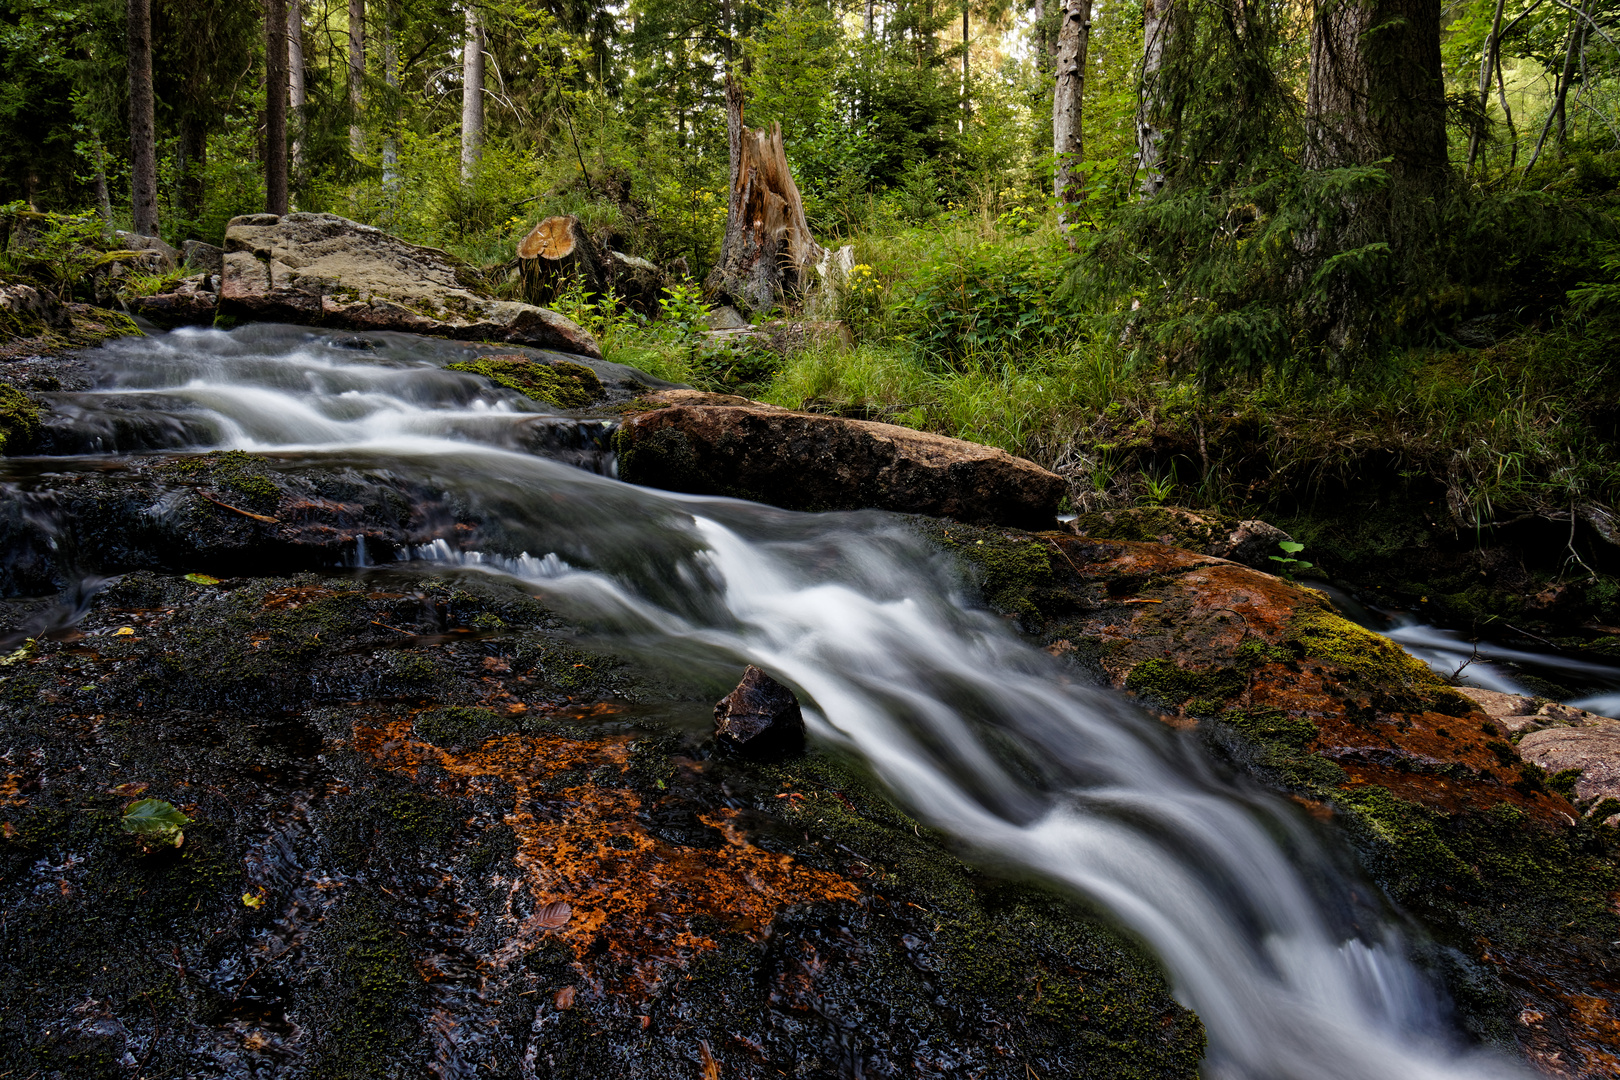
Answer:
[{"left": 446, "top": 355, "right": 604, "bottom": 408}]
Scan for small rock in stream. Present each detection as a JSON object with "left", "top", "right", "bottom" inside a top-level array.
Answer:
[{"left": 714, "top": 665, "right": 806, "bottom": 760}]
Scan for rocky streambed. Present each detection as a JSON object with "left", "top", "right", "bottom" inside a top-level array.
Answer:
[{"left": 2, "top": 290, "right": 1619, "bottom": 1078}]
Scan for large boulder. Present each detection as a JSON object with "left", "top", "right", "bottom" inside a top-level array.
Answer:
[
  {"left": 1067, "top": 506, "right": 1292, "bottom": 569},
  {"left": 218, "top": 212, "right": 602, "bottom": 358},
  {"left": 615, "top": 390, "right": 1068, "bottom": 528}
]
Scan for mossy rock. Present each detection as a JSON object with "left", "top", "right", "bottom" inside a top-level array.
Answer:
[
  {"left": 159, "top": 449, "right": 282, "bottom": 511},
  {"left": 0, "top": 381, "right": 41, "bottom": 454},
  {"left": 447, "top": 354, "right": 603, "bottom": 409}
]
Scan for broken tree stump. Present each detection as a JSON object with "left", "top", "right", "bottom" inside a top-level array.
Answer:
[{"left": 704, "top": 111, "right": 826, "bottom": 316}]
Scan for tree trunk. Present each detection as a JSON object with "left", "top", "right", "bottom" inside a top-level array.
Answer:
[
  {"left": 516, "top": 216, "right": 602, "bottom": 306},
  {"left": 289, "top": 0, "right": 305, "bottom": 175},
  {"left": 1466, "top": 0, "right": 1507, "bottom": 174},
  {"left": 1053, "top": 0, "right": 1091, "bottom": 235},
  {"left": 1136, "top": 0, "right": 1175, "bottom": 198},
  {"left": 705, "top": 121, "right": 825, "bottom": 315},
  {"left": 92, "top": 135, "right": 113, "bottom": 224},
  {"left": 382, "top": 5, "right": 398, "bottom": 183},
  {"left": 865, "top": 0, "right": 874, "bottom": 37},
  {"left": 266, "top": 0, "right": 290, "bottom": 215},
  {"left": 126, "top": 0, "right": 160, "bottom": 237},
  {"left": 348, "top": 0, "right": 365, "bottom": 155},
  {"left": 962, "top": 4, "right": 970, "bottom": 122},
  {"left": 1529, "top": 2, "right": 1587, "bottom": 169},
  {"left": 460, "top": 4, "right": 485, "bottom": 180},
  {"left": 176, "top": 114, "right": 207, "bottom": 227},
  {"left": 1304, "top": 0, "right": 1448, "bottom": 190}
]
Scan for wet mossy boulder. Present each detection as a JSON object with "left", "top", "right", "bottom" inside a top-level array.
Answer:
[
  {"left": 1067, "top": 506, "right": 1292, "bottom": 569},
  {"left": 446, "top": 354, "right": 604, "bottom": 409},
  {"left": 0, "top": 568, "right": 1204, "bottom": 1080},
  {"left": 925, "top": 519, "right": 1620, "bottom": 1073}
]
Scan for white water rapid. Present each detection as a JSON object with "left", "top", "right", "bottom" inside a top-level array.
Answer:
[{"left": 26, "top": 325, "right": 1536, "bottom": 1079}]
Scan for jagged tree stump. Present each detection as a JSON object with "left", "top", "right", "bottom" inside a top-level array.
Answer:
[
  {"left": 516, "top": 215, "right": 601, "bottom": 306},
  {"left": 704, "top": 116, "right": 825, "bottom": 316}
]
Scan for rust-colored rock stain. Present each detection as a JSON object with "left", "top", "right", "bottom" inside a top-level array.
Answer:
[{"left": 355, "top": 718, "right": 860, "bottom": 992}]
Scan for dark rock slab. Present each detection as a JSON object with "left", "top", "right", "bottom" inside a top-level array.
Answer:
[
  {"left": 616, "top": 390, "right": 1067, "bottom": 528},
  {"left": 714, "top": 665, "right": 806, "bottom": 759}
]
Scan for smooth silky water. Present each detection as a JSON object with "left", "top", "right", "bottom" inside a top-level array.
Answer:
[{"left": 13, "top": 324, "right": 1534, "bottom": 1079}]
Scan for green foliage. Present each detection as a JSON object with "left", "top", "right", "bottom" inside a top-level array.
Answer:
[
  {"left": 0, "top": 209, "right": 104, "bottom": 300},
  {"left": 1268, "top": 540, "right": 1312, "bottom": 579},
  {"left": 899, "top": 234, "right": 1078, "bottom": 366}
]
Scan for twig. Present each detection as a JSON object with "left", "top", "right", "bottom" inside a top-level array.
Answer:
[
  {"left": 1450, "top": 640, "right": 1483, "bottom": 682},
  {"left": 370, "top": 620, "right": 416, "bottom": 637},
  {"left": 197, "top": 492, "right": 278, "bottom": 524}
]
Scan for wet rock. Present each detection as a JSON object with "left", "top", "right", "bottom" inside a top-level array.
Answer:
[
  {"left": 1066, "top": 506, "right": 1293, "bottom": 570},
  {"left": 218, "top": 212, "right": 602, "bottom": 358},
  {"left": 0, "top": 568, "right": 1203, "bottom": 1080},
  {"left": 36, "top": 999, "right": 133, "bottom": 1078},
  {"left": 0, "top": 451, "right": 468, "bottom": 593},
  {"left": 447, "top": 354, "right": 604, "bottom": 409},
  {"left": 127, "top": 273, "right": 217, "bottom": 328},
  {"left": 929, "top": 520, "right": 1620, "bottom": 1075},
  {"left": 1518, "top": 719, "right": 1620, "bottom": 807},
  {"left": 714, "top": 665, "right": 806, "bottom": 760},
  {"left": 1456, "top": 686, "right": 1615, "bottom": 735},
  {"left": 617, "top": 390, "right": 1067, "bottom": 528}
]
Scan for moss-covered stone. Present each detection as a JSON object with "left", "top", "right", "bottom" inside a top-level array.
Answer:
[
  {"left": 448, "top": 355, "right": 603, "bottom": 408},
  {"left": 160, "top": 448, "right": 283, "bottom": 510},
  {"left": 0, "top": 381, "right": 41, "bottom": 454}
]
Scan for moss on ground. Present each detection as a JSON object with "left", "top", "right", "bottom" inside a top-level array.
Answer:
[
  {"left": 160, "top": 449, "right": 283, "bottom": 510},
  {"left": 448, "top": 355, "right": 603, "bottom": 408}
]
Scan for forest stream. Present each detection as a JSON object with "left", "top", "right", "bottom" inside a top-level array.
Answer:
[{"left": 0, "top": 323, "right": 1552, "bottom": 1078}]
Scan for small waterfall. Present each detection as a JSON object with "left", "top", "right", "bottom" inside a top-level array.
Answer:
[{"left": 5, "top": 324, "right": 1536, "bottom": 1079}]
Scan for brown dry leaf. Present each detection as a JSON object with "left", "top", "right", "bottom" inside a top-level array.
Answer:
[
  {"left": 698, "top": 1039, "right": 720, "bottom": 1080},
  {"left": 536, "top": 899, "right": 572, "bottom": 929},
  {"left": 553, "top": 986, "right": 575, "bottom": 1010}
]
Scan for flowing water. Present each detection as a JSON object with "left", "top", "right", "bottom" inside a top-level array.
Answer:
[
  {"left": 10, "top": 324, "right": 1535, "bottom": 1080},
  {"left": 1313, "top": 583, "right": 1620, "bottom": 719}
]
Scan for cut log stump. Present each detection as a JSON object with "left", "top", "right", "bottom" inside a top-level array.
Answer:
[{"left": 516, "top": 215, "right": 601, "bottom": 307}]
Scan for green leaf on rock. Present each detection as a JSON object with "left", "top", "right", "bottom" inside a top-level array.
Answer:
[
  {"left": 121, "top": 798, "right": 192, "bottom": 846},
  {"left": 184, "top": 573, "right": 222, "bottom": 585}
]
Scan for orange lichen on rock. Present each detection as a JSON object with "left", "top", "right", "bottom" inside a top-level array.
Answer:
[{"left": 354, "top": 717, "right": 859, "bottom": 992}]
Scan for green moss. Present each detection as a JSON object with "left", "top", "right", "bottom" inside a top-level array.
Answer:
[
  {"left": 1287, "top": 606, "right": 1472, "bottom": 713},
  {"left": 448, "top": 356, "right": 603, "bottom": 408},
  {"left": 413, "top": 705, "right": 506, "bottom": 748},
  {"left": 1124, "top": 658, "right": 1245, "bottom": 712},
  {"left": 161, "top": 449, "right": 281, "bottom": 510},
  {"left": 0, "top": 382, "right": 40, "bottom": 454},
  {"left": 1069, "top": 506, "right": 1234, "bottom": 552},
  {"left": 314, "top": 897, "right": 423, "bottom": 1079}
]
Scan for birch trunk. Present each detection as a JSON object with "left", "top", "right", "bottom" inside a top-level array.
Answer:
[
  {"left": 266, "top": 0, "right": 290, "bottom": 215},
  {"left": 289, "top": 0, "right": 305, "bottom": 175},
  {"left": 126, "top": 0, "right": 159, "bottom": 236},
  {"left": 1136, "top": 0, "right": 1174, "bottom": 198},
  {"left": 1052, "top": 0, "right": 1090, "bottom": 235},
  {"left": 460, "top": 4, "right": 485, "bottom": 181},
  {"left": 348, "top": 0, "right": 365, "bottom": 155}
]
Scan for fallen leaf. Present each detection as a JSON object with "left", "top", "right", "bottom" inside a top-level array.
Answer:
[
  {"left": 242, "top": 892, "right": 265, "bottom": 909},
  {"left": 536, "top": 900, "right": 571, "bottom": 929},
  {"left": 114, "top": 627, "right": 135, "bottom": 636},
  {"left": 553, "top": 986, "right": 575, "bottom": 1010},
  {"left": 699, "top": 1039, "right": 720, "bottom": 1080},
  {"left": 108, "top": 782, "right": 149, "bottom": 797},
  {"left": 184, "top": 573, "right": 222, "bottom": 585}
]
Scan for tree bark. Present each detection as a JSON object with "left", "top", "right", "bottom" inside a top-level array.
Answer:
[
  {"left": 126, "top": 0, "right": 160, "bottom": 237},
  {"left": 348, "top": 0, "right": 365, "bottom": 155},
  {"left": 962, "top": 4, "right": 971, "bottom": 122},
  {"left": 266, "top": 0, "right": 290, "bottom": 215},
  {"left": 1053, "top": 0, "right": 1091, "bottom": 234},
  {"left": 289, "top": 0, "right": 305, "bottom": 175},
  {"left": 1304, "top": 0, "right": 1448, "bottom": 190},
  {"left": 1529, "top": 2, "right": 1587, "bottom": 168},
  {"left": 1136, "top": 0, "right": 1174, "bottom": 198},
  {"left": 382, "top": 4, "right": 398, "bottom": 183},
  {"left": 460, "top": 4, "right": 485, "bottom": 180},
  {"left": 1466, "top": 0, "right": 1507, "bottom": 174},
  {"left": 705, "top": 120, "right": 825, "bottom": 315},
  {"left": 92, "top": 135, "right": 113, "bottom": 224}
]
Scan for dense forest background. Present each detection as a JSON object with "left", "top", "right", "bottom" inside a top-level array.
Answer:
[{"left": 4, "top": 0, "right": 1620, "bottom": 618}]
